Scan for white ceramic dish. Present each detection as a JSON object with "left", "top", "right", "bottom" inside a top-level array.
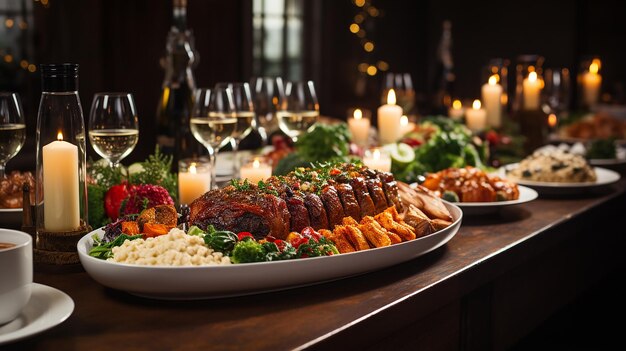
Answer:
[
  {"left": 77, "top": 202, "right": 462, "bottom": 300},
  {"left": 0, "top": 208, "right": 22, "bottom": 228},
  {"left": 454, "top": 185, "right": 538, "bottom": 215},
  {"left": 0, "top": 283, "right": 74, "bottom": 345},
  {"left": 500, "top": 165, "right": 621, "bottom": 195}
]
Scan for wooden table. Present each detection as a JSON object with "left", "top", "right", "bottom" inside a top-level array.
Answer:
[{"left": 4, "top": 180, "right": 625, "bottom": 351}]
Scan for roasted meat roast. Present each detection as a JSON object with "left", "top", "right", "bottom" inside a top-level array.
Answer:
[{"left": 189, "top": 163, "right": 415, "bottom": 240}]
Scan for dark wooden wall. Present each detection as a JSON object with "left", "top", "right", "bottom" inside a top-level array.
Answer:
[{"left": 6, "top": 0, "right": 626, "bottom": 170}]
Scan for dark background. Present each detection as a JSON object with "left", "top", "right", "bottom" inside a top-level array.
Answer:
[{"left": 3, "top": 0, "right": 626, "bottom": 170}]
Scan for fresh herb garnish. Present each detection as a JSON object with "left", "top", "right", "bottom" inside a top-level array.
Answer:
[
  {"left": 230, "top": 178, "right": 251, "bottom": 191},
  {"left": 88, "top": 233, "right": 143, "bottom": 260}
]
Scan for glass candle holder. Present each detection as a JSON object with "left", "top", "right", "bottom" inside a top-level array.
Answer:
[
  {"left": 483, "top": 58, "right": 510, "bottom": 111},
  {"left": 513, "top": 55, "right": 545, "bottom": 112},
  {"left": 481, "top": 58, "right": 509, "bottom": 128},
  {"left": 543, "top": 67, "right": 571, "bottom": 116},
  {"left": 178, "top": 157, "right": 211, "bottom": 206},
  {"left": 362, "top": 147, "right": 391, "bottom": 172},
  {"left": 35, "top": 64, "right": 89, "bottom": 255},
  {"left": 239, "top": 155, "right": 272, "bottom": 184},
  {"left": 577, "top": 56, "right": 602, "bottom": 110}
]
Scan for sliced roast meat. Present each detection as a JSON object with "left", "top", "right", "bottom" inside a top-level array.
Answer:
[
  {"left": 303, "top": 193, "right": 330, "bottom": 230},
  {"left": 378, "top": 171, "right": 404, "bottom": 212},
  {"left": 320, "top": 185, "right": 346, "bottom": 228},
  {"left": 349, "top": 177, "right": 376, "bottom": 217},
  {"left": 365, "top": 177, "right": 389, "bottom": 213},
  {"left": 335, "top": 183, "right": 361, "bottom": 221}
]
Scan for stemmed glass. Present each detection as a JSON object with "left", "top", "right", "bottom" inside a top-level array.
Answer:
[
  {"left": 88, "top": 93, "right": 139, "bottom": 169},
  {"left": 216, "top": 82, "right": 256, "bottom": 176},
  {"left": 276, "top": 80, "right": 319, "bottom": 143},
  {"left": 0, "top": 92, "right": 26, "bottom": 179},
  {"left": 249, "top": 76, "right": 284, "bottom": 145},
  {"left": 381, "top": 72, "right": 416, "bottom": 115},
  {"left": 190, "top": 87, "right": 237, "bottom": 190}
]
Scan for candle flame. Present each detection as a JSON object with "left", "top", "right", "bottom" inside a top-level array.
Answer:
[
  {"left": 354, "top": 108, "right": 363, "bottom": 120},
  {"left": 548, "top": 113, "right": 557, "bottom": 128},
  {"left": 528, "top": 71, "right": 538, "bottom": 82},
  {"left": 589, "top": 62, "right": 599, "bottom": 74},
  {"left": 372, "top": 148, "right": 381, "bottom": 159},
  {"left": 253, "top": 158, "right": 261, "bottom": 168},
  {"left": 452, "top": 99, "right": 462, "bottom": 109},
  {"left": 57, "top": 131, "right": 63, "bottom": 141},
  {"left": 488, "top": 75, "right": 498, "bottom": 85},
  {"left": 472, "top": 99, "right": 481, "bottom": 110},
  {"left": 189, "top": 162, "right": 197, "bottom": 174},
  {"left": 387, "top": 89, "right": 397, "bottom": 105},
  {"left": 400, "top": 115, "right": 408, "bottom": 126}
]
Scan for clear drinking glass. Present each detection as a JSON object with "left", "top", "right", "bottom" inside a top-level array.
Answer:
[
  {"left": 381, "top": 72, "right": 416, "bottom": 116},
  {"left": 0, "top": 92, "right": 26, "bottom": 179},
  {"left": 190, "top": 87, "right": 237, "bottom": 189},
  {"left": 88, "top": 93, "right": 139, "bottom": 169},
  {"left": 216, "top": 82, "right": 255, "bottom": 176},
  {"left": 277, "top": 80, "right": 319, "bottom": 142},
  {"left": 249, "top": 76, "right": 284, "bottom": 145}
]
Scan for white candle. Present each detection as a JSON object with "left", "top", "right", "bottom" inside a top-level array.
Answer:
[
  {"left": 43, "top": 132, "right": 80, "bottom": 231},
  {"left": 178, "top": 162, "right": 211, "bottom": 205},
  {"left": 377, "top": 89, "right": 403, "bottom": 145},
  {"left": 522, "top": 71, "right": 541, "bottom": 110},
  {"left": 363, "top": 147, "right": 391, "bottom": 172},
  {"left": 465, "top": 99, "right": 487, "bottom": 132},
  {"left": 582, "top": 60, "right": 601, "bottom": 107},
  {"left": 448, "top": 99, "right": 465, "bottom": 120},
  {"left": 347, "top": 108, "right": 371, "bottom": 146},
  {"left": 240, "top": 157, "right": 272, "bottom": 183},
  {"left": 481, "top": 75, "right": 503, "bottom": 128},
  {"left": 399, "top": 115, "right": 415, "bottom": 136}
]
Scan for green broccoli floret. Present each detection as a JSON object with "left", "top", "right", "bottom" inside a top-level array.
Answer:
[
  {"left": 231, "top": 238, "right": 266, "bottom": 263},
  {"left": 87, "top": 184, "right": 107, "bottom": 228}
]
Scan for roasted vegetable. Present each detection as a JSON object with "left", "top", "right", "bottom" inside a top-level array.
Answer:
[{"left": 143, "top": 223, "right": 175, "bottom": 237}]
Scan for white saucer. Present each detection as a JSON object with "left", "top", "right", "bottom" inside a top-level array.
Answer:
[{"left": 0, "top": 283, "right": 74, "bottom": 345}]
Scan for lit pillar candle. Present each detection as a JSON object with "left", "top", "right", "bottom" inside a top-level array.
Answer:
[
  {"left": 582, "top": 60, "right": 601, "bottom": 107},
  {"left": 363, "top": 147, "right": 391, "bottom": 172},
  {"left": 377, "top": 89, "right": 403, "bottom": 145},
  {"left": 347, "top": 108, "right": 370, "bottom": 146},
  {"left": 178, "top": 162, "right": 211, "bottom": 205},
  {"left": 481, "top": 75, "right": 503, "bottom": 128},
  {"left": 240, "top": 157, "right": 272, "bottom": 183},
  {"left": 43, "top": 132, "right": 79, "bottom": 231},
  {"left": 465, "top": 99, "right": 487, "bottom": 132},
  {"left": 448, "top": 99, "right": 465, "bottom": 120},
  {"left": 522, "top": 71, "right": 541, "bottom": 110}
]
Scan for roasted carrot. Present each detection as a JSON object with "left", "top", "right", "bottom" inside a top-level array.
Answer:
[
  {"left": 121, "top": 221, "right": 140, "bottom": 235},
  {"left": 143, "top": 223, "right": 174, "bottom": 238}
]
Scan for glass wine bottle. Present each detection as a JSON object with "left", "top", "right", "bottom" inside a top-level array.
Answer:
[
  {"left": 431, "top": 20, "right": 455, "bottom": 115},
  {"left": 156, "top": 0, "right": 205, "bottom": 171}
]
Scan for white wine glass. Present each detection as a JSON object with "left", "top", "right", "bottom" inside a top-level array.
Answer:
[
  {"left": 277, "top": 80, "right": 319, "bottom": 143},
  {"left": 216, "top": 82, "right": 255, "bottom": 176},
  {"left": 0, "top": 92, "right": 26, "bottom": 179},
  {"left": 190, "top": 87, "right": 237, "bottom": 189},
  {"left": 249, "top": 76, "right": 284, "bottom": 145},
  {"left": 88, "top": 93, "right": 139, "bottom": 169}
]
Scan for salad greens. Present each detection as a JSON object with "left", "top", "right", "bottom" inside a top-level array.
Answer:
[
  {"left": 393, "top": 116, "right": 488, "bottom": 183},
  {"left": 273, "top": 123, "right": 354, "bottom": 175},
  {"left": 88, "top": 233, "right": 143, "bottom": 259}
]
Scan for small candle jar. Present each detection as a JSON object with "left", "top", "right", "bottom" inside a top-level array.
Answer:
[
  {"left": 347, "top": 107, "right": 371, "bottom": 147},
  {"left": 578, "top": 56, "right": 602, "bottom": 110},
  {"left": 513, "top": 54, "right": 545, "bottom": 112},
  {"left": 240, "top": 156, "right": 272, "bottom": 184},
  {"left": 178, "top": 157, "right": 211, "bottom": 205},
  {"left": 363, "top": 147, "right": 391, "bottom": 172},
  {"left": 377, "top": 89, "right": 404, "bottom": 145},
  {"left": 465, "top": 100, "right": 487, "bottom": 133},
  {"left": 448, "top": 99, "right": 465, "bottom": 120}
]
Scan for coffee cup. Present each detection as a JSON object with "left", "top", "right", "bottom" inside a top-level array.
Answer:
[{"left": 0, "top": 229, "right": 33, "bottom": 324}]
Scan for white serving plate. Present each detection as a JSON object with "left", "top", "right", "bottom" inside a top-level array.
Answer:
[
  {"left": 500, "top": 164, "right": 621, "bottom": 195},
  {"left": 455, "top": 185, "right": 538, "bottom": 215},
  {"left": 77, "top": 202, "right": 462, "bottom": 300},
  {"left": 0, "top": 283, "right": 74, "bottom": 345}
]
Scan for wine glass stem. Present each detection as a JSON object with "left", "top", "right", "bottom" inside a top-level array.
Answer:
[
  {"left": 232, "top": 139, "right": 240, "bottom": 177},
  {"left": 208, "top": 146, "right": 218, "bottom": 190},
  {"left": 0, "top": 164, "right": 5, "bottom": 179}
]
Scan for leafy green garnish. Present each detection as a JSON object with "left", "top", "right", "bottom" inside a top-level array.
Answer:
[
  {"left": 230, "top": 178, "right": 251, "bottom": 191},
  {"left": 88, "top": 233, "right": 143, "bottom": 260},
  {"left": 128, "top": 147, "right": 177, "bottom": 202},
  {"left": 586, "top": 139, "right": 616, "bottom": 159}
]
